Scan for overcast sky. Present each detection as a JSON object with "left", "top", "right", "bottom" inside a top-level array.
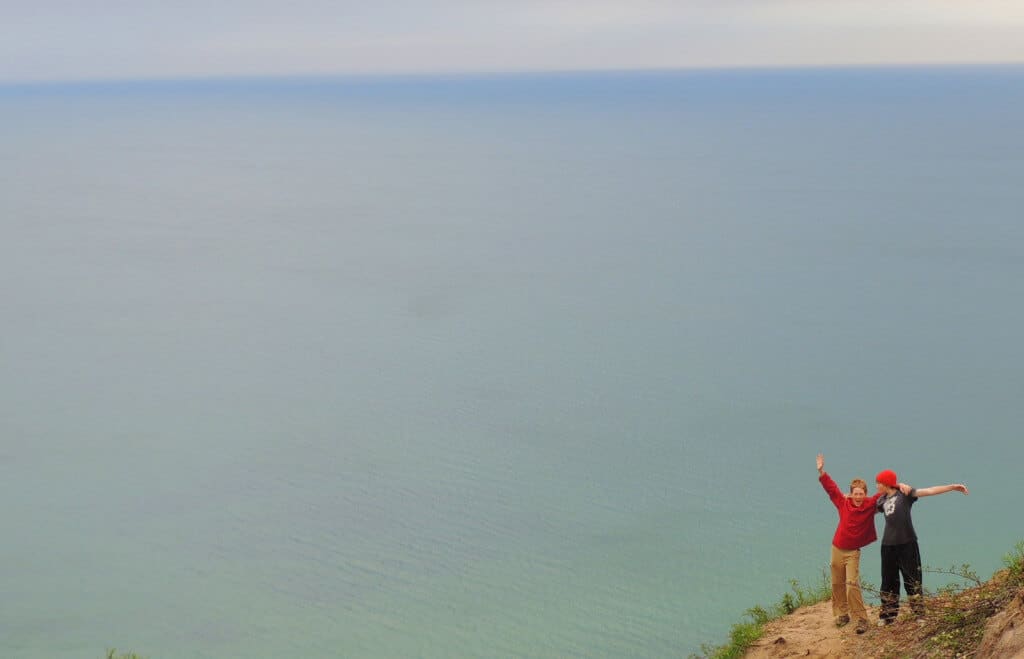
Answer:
[{"left": 4, "top": 1, "right": 1024, "bottom": 83}]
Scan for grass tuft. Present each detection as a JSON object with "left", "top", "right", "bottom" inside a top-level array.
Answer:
[{"left": 106, "top": 650, "right": 147, "bottom": 659}]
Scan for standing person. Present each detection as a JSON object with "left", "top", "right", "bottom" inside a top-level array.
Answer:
[
  {"left": 816, "top": 453, "right": 880, "bottom": 635},
  {"left": 875, "top": 469, "right": 969, "bottom": 625}
]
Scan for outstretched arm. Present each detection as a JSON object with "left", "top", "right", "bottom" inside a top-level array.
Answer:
[{"left": 915, "top": 483, "right": 969, "bottom": 497}]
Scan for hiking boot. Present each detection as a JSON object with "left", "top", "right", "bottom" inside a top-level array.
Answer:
[
  {"left": 877, "top": 617, "right": 894, "bottom": 627},
  {"left": 835, "top": 614, "right": 850, "bottom": 627},
  {"left": 855, "top": 619, "right": 868, "bottom": 634}
]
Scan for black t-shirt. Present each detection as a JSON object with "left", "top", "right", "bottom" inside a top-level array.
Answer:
[{"left": 878, "top": 489, "right": 919, "bottom": 545}]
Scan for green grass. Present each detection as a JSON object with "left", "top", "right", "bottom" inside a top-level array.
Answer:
[
  {"left": 691, "top": 571, "right": 832, "bottom": 659},
  {"left": 105, "top": 650, "right": 146, "bottom": 659}
]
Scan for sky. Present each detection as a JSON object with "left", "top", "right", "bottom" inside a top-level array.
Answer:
[{"left": 3, "top": 0, "right": 1024, "bottom": 83}]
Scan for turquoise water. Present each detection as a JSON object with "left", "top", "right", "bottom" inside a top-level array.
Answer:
[{"left": 2, "top": 68, "right": 1023, "bottom": 657}]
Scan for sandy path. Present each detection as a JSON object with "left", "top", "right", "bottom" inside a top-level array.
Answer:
[{"left": 744, "top": 601, "right": 889, "bottom": 658}]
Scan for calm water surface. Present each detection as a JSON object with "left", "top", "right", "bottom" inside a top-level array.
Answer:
[{"left": 2, "top": 68, "right": 1023, "bottom": 657}]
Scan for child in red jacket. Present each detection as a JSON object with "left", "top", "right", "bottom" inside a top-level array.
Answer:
[{"left": 816, "top": 453, "right": 887, "bottom": 635}]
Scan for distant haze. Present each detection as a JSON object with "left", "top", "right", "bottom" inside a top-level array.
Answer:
[{"left": 4, "top": 0, "right": 1024, "bottom": 83}]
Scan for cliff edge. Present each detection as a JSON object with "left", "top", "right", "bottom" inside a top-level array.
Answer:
[{"left": 744, "top": 566, "right": 1024, "bottom": 658}]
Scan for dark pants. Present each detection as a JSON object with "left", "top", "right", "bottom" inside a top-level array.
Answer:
[{"left": 880, "top": 541, "right": 923, "bottom": 620}]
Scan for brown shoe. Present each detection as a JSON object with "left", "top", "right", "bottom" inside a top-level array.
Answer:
[
  {"left": 855, "top": 619, "right": 868, "bottom": 634},
  {"left": 835, "top": 614, "right": 850, "bottom": 627}
]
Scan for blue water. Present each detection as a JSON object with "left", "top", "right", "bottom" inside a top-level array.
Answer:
[{"left": 2, "top": 67, "right": 1023, "bottom": 658}]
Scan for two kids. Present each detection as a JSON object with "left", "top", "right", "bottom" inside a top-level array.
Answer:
[{"left": 816, "top": 453, "right": 969, "bottom": 630}]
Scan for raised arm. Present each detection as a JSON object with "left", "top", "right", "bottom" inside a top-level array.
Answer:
[
  {"left": 914, "top": 483, "right": 969, "bottom": 497},
  {"left": 816, "top": 454, "right": 845, "bottom": 508}
]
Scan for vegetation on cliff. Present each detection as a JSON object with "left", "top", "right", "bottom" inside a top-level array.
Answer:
[
  {"left": 691, "top": 573, "right": 833, "bottom": 659},
  {"left": 696, "top": 540, "right": 1024, "bottom": 658}
]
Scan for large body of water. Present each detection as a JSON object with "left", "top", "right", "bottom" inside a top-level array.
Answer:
[{"left": 2, "top": 67, "right": 1023, "bottom": 658}]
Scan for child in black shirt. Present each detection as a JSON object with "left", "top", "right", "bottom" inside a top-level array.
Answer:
[{"left": 874, "top": 469, "right": 969, "bottom": 624}]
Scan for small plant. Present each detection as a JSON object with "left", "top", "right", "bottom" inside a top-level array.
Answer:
[
  {"left": 923, "top": 562, "right": 981, "bottom": 586},
  {"left": 744, "top": 604, "right": 771, "bottom": 626},
  {"left": 779, "top": 591, "right": 797, "bottom": 614},
  {"left": 791, "top": 570, "right": 831, "bottom": 606},
  {"left": 1002, "top": 539, "right": 1024, "bottom": 577},
  {"left": 106, "top": 650, "right": 146, "bottom": 659}
]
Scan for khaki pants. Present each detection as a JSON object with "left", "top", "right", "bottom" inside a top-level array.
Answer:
[{"left": 830, "top": 545, "right": 866, "bottom": 621}]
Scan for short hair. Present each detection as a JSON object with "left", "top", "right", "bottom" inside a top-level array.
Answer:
[{"left": 849, "top": 479, "right": 868, "bottom": 494}]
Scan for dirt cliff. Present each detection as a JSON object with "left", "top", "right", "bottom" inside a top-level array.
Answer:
[{"left": 744, "top": 571, "right": 1024, "bottom": 658}]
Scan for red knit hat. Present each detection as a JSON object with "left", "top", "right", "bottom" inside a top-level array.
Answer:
[{"left": 876, "top": 469, "right": 898, "bottom": 487}]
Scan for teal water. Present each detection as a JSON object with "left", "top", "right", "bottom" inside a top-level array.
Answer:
[{"left": 2, "top": 68, "right": 1023, "bottom": 658}]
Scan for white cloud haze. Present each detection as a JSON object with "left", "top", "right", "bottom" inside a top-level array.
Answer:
[{"left": 3, "top": 0, "right": 1024, "bottom": 82}]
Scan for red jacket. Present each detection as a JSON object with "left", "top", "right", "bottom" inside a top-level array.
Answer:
[{"left": 819, "top": 472, "right": 880, "bottom": 550}]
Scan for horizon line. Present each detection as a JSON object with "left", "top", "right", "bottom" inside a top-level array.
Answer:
[{"left": 3, "top": 60, "right": 1024, "bottom": 90}]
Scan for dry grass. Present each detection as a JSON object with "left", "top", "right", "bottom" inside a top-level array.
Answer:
[{"left": 862, "top": 542, "right": 1024, "bottom": 658}]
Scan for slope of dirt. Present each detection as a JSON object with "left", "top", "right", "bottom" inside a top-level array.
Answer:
[
  {"left": 743, "top": 600, "right": 887, "bottom": 658},
  {"left": 976, "top": 588, "right": 1024, "bottom": 658},
  {"left": 743, "top": 589, "right": 1024, "bottom": 659}
]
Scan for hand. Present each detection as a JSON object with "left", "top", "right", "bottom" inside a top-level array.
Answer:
[
  {"left": 898, "top": 482, "right": 913, "bottom": 496},
  {"left": 816, "top": 454, "right": 824, "bottom": 472},
  {"left": 952, "top": 483, "right": 969, "bottom": 495}
]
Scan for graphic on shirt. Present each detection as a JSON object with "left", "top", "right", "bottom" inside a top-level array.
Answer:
[{"left": 883, "top": 496, "right": 897, "bottom": 516}]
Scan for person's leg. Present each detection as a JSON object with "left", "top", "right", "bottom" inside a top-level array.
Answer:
[
  {"left": 845, "top": 548, "right": 867, "bottom": 625},
  {"left": 900, "top": 541, "right": 924, "bottom": 616},
  {"left": 830, "top": 545, "right": 850, "bottom": 622},
  {"left": 879, "top": 544, "right": 900, "bottom": 622}
]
